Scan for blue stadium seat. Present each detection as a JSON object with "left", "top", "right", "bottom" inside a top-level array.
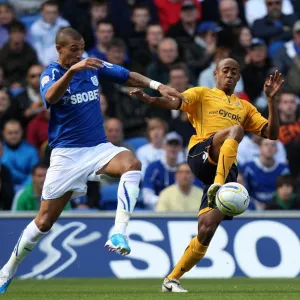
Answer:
[
  {"left": 124, "top": 137, "right": 148, "bottom": 151},
  {"left": 100, "top": 183, "right": 144, "bottom": 210},
  {"left": 20, "top": 14, "right": 40, "bottom": 30}
]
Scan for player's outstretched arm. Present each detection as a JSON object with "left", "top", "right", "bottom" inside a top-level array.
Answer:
[
  {"left": 263, "top": 70, "right": 285, "bottom": 140},
  {"left": 129, "top": 88, "right": 182, "bottom": 110},
  {"left": 125, "top": 72, "right": 188, "bottom": 104},
  {"left": 45, "top": 58, "right": 103, "bottom": 104}
]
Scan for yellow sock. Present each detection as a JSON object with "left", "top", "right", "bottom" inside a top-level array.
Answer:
[
  {"left": 167, "top": 237, "right": 208, "bottom": 280},
  {"left": 214, "top": 138, "right": 238, "bottom": 185}
]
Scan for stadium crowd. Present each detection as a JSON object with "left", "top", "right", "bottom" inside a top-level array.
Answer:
[{"left": 0, "top": 0, "right": 300, "bottom": 212}]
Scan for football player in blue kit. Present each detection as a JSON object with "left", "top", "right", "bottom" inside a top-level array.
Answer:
[{"left": 0, "top": 28, "right": 186, "bottom": 293}]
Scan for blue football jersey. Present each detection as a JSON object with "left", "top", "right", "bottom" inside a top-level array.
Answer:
[{"left": 40, "top": 61, "right": 130, "bottom": 148}]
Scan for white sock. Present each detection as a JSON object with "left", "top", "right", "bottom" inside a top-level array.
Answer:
[
  {"left": 2, "top": 220, "right": 48, "bottom": 276},
  {"left": 113, "top": 170, "right": 142, "bottom": 235}
]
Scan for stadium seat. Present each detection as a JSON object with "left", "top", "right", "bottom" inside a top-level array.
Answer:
[
  {"left": 100, "top": 183, "right": 144, "bottom": 210},
  {"left": 124, "top": 137, "right": 148, "bottom": 151},
  {"left": 20, "top": 14, "right": 40, "bottom": 29}
]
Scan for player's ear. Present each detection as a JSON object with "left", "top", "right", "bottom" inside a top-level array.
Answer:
[
  {"left": 213, "top": 70, "right": 217, "bottom": 79},
  {"left": 56, "top": 44, "right": 62, "bottom": 54}
]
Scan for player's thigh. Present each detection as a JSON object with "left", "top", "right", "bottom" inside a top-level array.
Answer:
[
  {"left": 35, "top": 191, "right": 72, "bottom": 231},
  {"left": 210, "top": 125, "right": 244, "bottom": 162},
  {"left": 96, "top": 150, "right": 141, "bottom": 177}
]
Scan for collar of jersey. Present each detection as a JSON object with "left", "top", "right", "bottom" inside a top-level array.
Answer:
[{"left": 212, "top": 87, "right": 236, "bottom": 100}]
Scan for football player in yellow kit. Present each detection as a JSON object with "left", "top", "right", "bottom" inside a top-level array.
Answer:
[{"left": 130, "top": 58, "right": 284, "bottom": 292}]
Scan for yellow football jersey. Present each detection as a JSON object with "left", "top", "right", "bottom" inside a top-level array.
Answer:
[{"left": 181, "top": 87, "right": 268, "bottom": 150}]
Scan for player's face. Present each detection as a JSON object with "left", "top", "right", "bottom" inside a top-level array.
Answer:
[
  {"left": 176, "top": 164, "right": 194, "bottom": 187},
  {"left": 259, "top": 140, "right": 277, "bottom": 159},
  {"left": 58, "top": 38, "right": 85, "bottom": 67},
  {"left": 214, "top": 60, "right": 240, "bottom": 92},
  {"left": 33, "top": 167, "right": 47, "bottom": 190},
  {"left": 3, "top": 123, "right": 23, "bottom": 146}
]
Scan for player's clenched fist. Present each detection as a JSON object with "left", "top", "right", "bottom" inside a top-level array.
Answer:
[{"left": 70, "top": 58, "right": 104, "bottom": 72}]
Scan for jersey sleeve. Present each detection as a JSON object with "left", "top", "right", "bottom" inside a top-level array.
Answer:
[
  {"left": 97, "top": 61, "right": 130, "bottom": 84},
  {"left": 40, "top": 67, "right": 62, "bottom": 109},
  {"left": 242, "top": 101, "right": 268, "bottom": 136},
  {"left": 180, "top": 87, "right": 205, "bottom": 114}
]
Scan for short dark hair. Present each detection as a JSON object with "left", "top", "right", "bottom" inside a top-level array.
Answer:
[
  {"left": 3, "top": 119, "right": 21, "bottom": 130},
  {"left": 55, "top": 27, "right": 83, "bottom": 46},
  {"left": 276, "top": 175, "right": 296, "bottom": 190},
  {"left": 96, "top": 19, "right": 114, "bottom": 30},
  {"left": 41, "top": 0, "right": 59, "bottom": 10},
  {"left": 32, "top": 162, "right": 48, "bottom": 174},
  {"left": 132, "top": 4, "right": 150, "bottom": 13},
  {"left": 91, "top": 0, "right": 108, "bottom": 7},
  {"left": 107, "top": 38, "right": 126, "bottom": 51},
  {"left": 7, "top": 20, "right": 26, "bottom": 34},
  {"left": 176, "top": 162, "right": 190, "bottom": 172},
  {"left": 169, "top": 63, "right": 189, "bottom": 76}
]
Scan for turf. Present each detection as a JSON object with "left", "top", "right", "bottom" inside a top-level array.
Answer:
[{"left": 4, "top": 278, "right": 300, "bottom": 300}]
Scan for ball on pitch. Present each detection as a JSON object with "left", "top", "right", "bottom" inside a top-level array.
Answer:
[{"left": 216, "top": 182, "right": 250, "bottom": 216}]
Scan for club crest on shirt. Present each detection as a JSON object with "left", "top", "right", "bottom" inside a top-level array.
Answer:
[
  {"left": 91, "top": 75, "right": 99, "bottom": 86},
  {"left": 235, "top": 101, "right": 241, "bottom": 108}
]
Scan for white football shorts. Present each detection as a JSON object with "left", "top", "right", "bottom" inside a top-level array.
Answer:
[{"left": 42, "top": 142, "right": 128, "bottom": 200}]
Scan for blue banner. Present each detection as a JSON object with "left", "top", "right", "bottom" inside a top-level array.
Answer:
[{"left": 1, "top": 216, "right": 300, "bottom": 278}]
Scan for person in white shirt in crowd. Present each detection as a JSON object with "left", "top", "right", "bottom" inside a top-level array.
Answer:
[
  {"left": 142, "top": 132, "right": 184, "bottom": 210},
  {"left": 29, "top": 0, "right": 70, "bottom": 66},
  {"left": 156, "top": 162, "right": 203, "bottom": 212},
  {"left": 237, "top": 134, "right": 287, "bottom": 167},
  {"left": 245, "top": 0, "right": 294, "bottom": 26},
  {"left": 136, "top": 118, "right": 184, "bottom": 176}
]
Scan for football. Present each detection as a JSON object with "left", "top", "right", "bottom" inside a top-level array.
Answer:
[{"left": 216, "top": 182, "right": 250, "bottom": 216}]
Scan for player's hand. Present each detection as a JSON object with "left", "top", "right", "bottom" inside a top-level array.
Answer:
[
  {"left": 129, "top": 88, "right": 154, "bottom": 104},
  {"left": 70, "top": 58, "right": 104, "bottom": 72},
  {"left": 264, "top": 70, "right": 285, "bottom": 100},
  {"left": 157, "top": 84, "right": 188, "bottom": 104}
]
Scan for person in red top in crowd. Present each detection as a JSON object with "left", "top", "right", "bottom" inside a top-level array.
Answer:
[
  {"left": 26, "top": 109, "right": 50, "bottom": 153},
  {"left": 154, "top": 0, "right": 201, "bottom": 32}
]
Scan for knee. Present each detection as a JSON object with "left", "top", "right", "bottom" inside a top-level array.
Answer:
[
  {"left": 124, "top": 158, "right": 142, "bottom": 172},
  {"left": 35, "top": 215, "right": 54, "bottom": 232},
  {"left": 228, "top": 125, "right": 244, "bottom": 143},
  {"left": 197, "top": 217, "right": 218, "bottom": 244}
]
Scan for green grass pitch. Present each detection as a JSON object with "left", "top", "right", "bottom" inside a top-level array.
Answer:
[{"left": 5, "top": 278, "right": 300, "bottom": 300}]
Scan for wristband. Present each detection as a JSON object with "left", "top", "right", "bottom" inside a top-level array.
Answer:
[{"left": 149, "top": 80, "right": 162, "bottom": 90}]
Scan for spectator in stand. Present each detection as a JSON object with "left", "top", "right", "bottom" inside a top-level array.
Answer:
[
  {"left": 275, "top": 21, "right": 300, "bottom": 76},
  {"left": 0, "top": 20, "right": 37, "bottom": 87},
  {"left": 78, "top": 0, "right": 108, "bottom": 51},
  {"left": 132, "top": 23, "right": 164, "bottom": 75},
  {"left": 13, "top": 162, "right": 71, "bottom": 211},
  {"left": 123, "top": 4, "right": 151, "bottom": 55},
  {"left": 242, "top": 139, "right": 290, "bottom": 210},
  {"left": 26, "top": 109, "right": 49, "bottom": 153},
  {"left": 0, "top": 3, "right": 15, "bottom": 48},
  {"left": 7, "top": 0, "right": 43, "bottom": 17},
  {"left": 217, "top": 0, "right": 244, "bottom": 49},
  {"left": 14, "top": 64, "right": 44, "bottom": 125},
  {"left": 238, "top": 134, "right": 287, "bottom": 167},
  {"left": 146, "top": 38, "right": 183, "bottom": 90},
  {"left": 245, "top": 0, "right": 294, "bottom": 26},
  {"left": 167, "top": 1, "right": 200, "bottom": 50},
  {"left": 266, "top": 175, "right": 300, "bottom": 210},
  {"left": 242, "top": 38, "right": 272, "bottom": 104},
  {"left": 104, "top": 118, "right": 135, "bottom": 153},
  {"left": 0, "top": 90, "right": 21, "bottom": 133},
  {"left": 156, "top": 162, "right": 203, "bottom": 212},
  {"left": 142, "top": 132, "right": 183, "bottom": 210},
  {"left": 100, "top": 92, "right": 109, "bottom": 120},
  {"left": 87, "top": 20, "right": 114, "bottom": 61},
  {"left": 137, "top": 118, "right": 168, "bottom": 176},
  {"left": 252, "top": 0, "right": 297, "bottom": 57},
  {"left": 0, "top": 139, "right": 14, "bottom": 210},
  {"left": 184, "top": 21, "right": 219, "bottom": 77},
  {"left": 197, "top": 47, "right": 244, "bottom": 95},
  {"left": 29, "top": 0, "right": 70, "bottom": 66},
  {"left": 277, "top": 92, "right": 300, "bottom": 177},
  {"left": 106, "top": 39, "right": 130, "bottom": 68},
  {"left": 231, "top": 26, "right": 252, "bottom": 70},
  {"left": 2, "top": 120, "right": 39, "bottom": 191},
  {"left": 154, "top": 0, "right": 201, "bottom": 32}
]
